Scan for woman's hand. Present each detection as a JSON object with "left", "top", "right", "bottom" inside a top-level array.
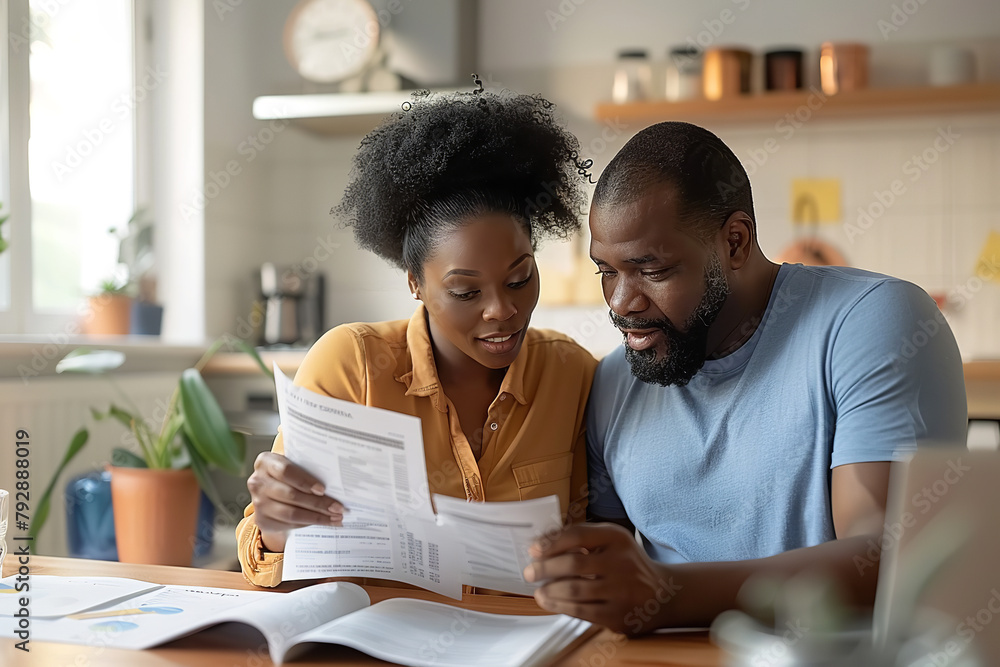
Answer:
[{"left": 247, "top": 451, "right": 346, "bottom": 553}]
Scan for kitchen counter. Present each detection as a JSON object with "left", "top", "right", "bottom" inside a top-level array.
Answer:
[{"left": 204, "top": 352, "right": 1000, "bottom": 421}]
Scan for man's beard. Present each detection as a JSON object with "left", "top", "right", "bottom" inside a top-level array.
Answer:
[{"left": 611, "top": 254, "right": 730, "bottom": 387}]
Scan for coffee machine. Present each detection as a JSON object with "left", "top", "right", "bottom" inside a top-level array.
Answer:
[{"left": 255, "top": 263, "right": 325, "bottom": 347}]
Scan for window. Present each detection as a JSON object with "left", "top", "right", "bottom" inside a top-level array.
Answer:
[{"left": 1, "top": 0, "right": 143, "bottom": 333}]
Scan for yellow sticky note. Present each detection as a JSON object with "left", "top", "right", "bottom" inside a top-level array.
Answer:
[
  {"left": 974, "top": 231, "right": 1000, "bottom": 284},
  {"left": 791, "top": 179, "right": 841, "bottom": 225}
]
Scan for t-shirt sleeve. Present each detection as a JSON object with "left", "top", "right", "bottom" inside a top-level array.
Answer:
[
  {"left": 585, "top": 361, "right": 629, "bottom": 520},
  {"left": 829, "top": 280, "right": 968, "bottom": 468}
]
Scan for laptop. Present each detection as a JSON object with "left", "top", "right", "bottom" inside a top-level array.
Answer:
[{"left": 874, "top": 449, "right": 1000, "bottom": 663}]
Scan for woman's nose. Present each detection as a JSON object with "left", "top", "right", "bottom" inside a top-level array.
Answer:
[{"left": 483, "top": 291, "right": 517, "bottom": 322}]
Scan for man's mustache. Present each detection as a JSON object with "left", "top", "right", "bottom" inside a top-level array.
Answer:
[{"left": 608, "top": 311, "right": 676, "bottom": 332}]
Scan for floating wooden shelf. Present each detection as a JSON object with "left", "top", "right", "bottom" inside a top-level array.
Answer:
[{"left": 594, "top": 82, "right": 1000, "bottom": 126}]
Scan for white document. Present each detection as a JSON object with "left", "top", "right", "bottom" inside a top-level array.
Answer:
[
  {"left": 274, "top": 367, "right": 565, "bottom": 598},
  {"left": 0, "top": 577, "right": 592, "bottom": 667},
  {"left": 275, "top": 368, "right": 460, "bottom": 598},
  {"left": 274, "top": 367, "right": 434, "bottom": 521},
  {"left": 0, "top": 575, "right": 160, "bottom": 618},
  {"left": 433, "top": 494, "right": 562, "bottom": 596}
]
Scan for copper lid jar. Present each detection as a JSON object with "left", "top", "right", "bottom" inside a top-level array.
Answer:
[
  {"left": 703, "top": 48, "right": 753, "bottom": 100},
  {"left": 819, "top": 42, "right": 869, "bottom": 94}
]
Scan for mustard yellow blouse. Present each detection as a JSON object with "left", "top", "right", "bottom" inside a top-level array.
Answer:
[{"left": 237, "top": 305, "right": 597, "bottom": 587}]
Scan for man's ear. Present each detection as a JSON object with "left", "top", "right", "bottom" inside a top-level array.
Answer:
[
  {"left": 719, "top": 212, "right": 754, "bottom": 271},
  {"left": 406, "top": 271, "right": 421, "bottom": 300}
]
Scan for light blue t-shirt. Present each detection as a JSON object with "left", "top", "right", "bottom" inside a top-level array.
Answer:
[{"left": 587, "top": 264, "right": 968, "bottom": 564}]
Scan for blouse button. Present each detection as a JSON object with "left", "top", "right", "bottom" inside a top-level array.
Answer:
[
  {"left": 490, "top": 422, "right": 498, "bottom": 431},
  {"left": 500, "top": 394, "right": 506, "bottom": 401}
]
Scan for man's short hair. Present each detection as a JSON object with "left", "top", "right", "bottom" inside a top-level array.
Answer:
[{"left": 592, "top": 121, "right": 755, "bottom": 243}]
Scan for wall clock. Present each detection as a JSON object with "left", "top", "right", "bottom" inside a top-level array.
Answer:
[{"left": 283, "top": 0, "right": 381, "bottom": 84}]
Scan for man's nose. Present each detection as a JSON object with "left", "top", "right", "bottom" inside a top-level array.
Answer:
[{"left": 608, "top": 276, "right": 648, "bottom": 317}]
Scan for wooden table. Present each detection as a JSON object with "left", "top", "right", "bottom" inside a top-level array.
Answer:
[{"left": 2, "top": 556, "right": 721, "bottom": 667}]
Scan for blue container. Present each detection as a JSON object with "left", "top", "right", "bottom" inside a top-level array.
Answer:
[
  {"left": 66, "top": 470, "right": 216, "bottom": 560},
  {"left": 65, "top": 470, "right": 118, "bottom": 561},
  {"left": 129, "top": 301, "right": 163, "bottom": 336},
  {"left": 194, "top": 491, "right": 216, "bottom": 558}
]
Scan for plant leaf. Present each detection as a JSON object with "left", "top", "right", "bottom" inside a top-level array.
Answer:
[
  {"left": 155, "top": 411, "right": 185, "bottom": 462},
  {"left": 230, "top": 430, "right": 247, "bottom": 473},
  {"left": 229, "top": 339, "right": 274, "bottom": 379},
  {"left": 179, "top": 368, "right": 242, "bottom": 474},
  {"left": 111, "top": 447, "right": 148, "bottom": 468},
  {"left": 56, "top": 348, "right": 126, "bottom": 374},
  {"left": 29, "top": 428, "right": 89, "bottom": 541},
  {"left": 184, "top": 434, "right": 237, "bottom": 524},
  {"left": 92, "top": 404, "right": 154, "bottom": 463}
]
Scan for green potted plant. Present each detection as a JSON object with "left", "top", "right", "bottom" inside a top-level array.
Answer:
[
  {"left": 83, "top": 277, "right": 133, "bottom": 336},
  {"left": 0, "top": 201, "right": 9, "bottom": 254},
  {"left": 111, "top": 208, "right": 163, "bottom": 335},
  {"left": 82, "top": 209, "right": 159, "bottom": 336},
  {"left": 30, "top": 337, "right": 273, "bottom": 566}
]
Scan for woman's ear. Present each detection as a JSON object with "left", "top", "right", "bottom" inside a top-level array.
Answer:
[{"left": 406, "top": 271, "right": 421, "bottom": 300}]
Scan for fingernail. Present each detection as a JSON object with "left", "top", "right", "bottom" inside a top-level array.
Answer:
[
  {"left": 311, "top": 483, "right": 325, "bottom": 496},
  {"left": 528, "top": 545, "right": 541, "bottom": 558},
  {"left": 328, "top": 502, "right": 343, "bottom": 514},
  {"left": 523, "top": 565, "right": 535, "bottom": 582}
]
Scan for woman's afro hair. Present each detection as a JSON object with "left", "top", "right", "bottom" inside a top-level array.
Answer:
[{"left": 333, "top": 83, "right": 592, "bottom": 277}]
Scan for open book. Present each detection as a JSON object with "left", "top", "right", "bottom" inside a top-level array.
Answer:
[
  {"left": 0, "top": 575, "right": 593, "bottom": 666},
  {"left": 273, "top": 367, "right": 566, "bottom": 599}
]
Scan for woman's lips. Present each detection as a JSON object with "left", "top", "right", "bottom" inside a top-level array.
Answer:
[
  {"left": 477, "top": 329, "right": 522, "bottom": 355},
  {"left": 623, "top": 329, "right": 664, "bottom": 351}
]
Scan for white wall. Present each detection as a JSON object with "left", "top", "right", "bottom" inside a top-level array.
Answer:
[
  {"left": 479, "top": 0, "right": 1000, "bottom": 70},
  {"left": 200, "top": 1, "right": 1000, "bottom": 360}
]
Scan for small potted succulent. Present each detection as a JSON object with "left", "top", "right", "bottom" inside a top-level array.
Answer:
[{"left": 82, "top": 278, "right": 133, "bottom": 336}]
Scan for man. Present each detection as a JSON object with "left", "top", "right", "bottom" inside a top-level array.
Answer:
[{"left": 524, "top": 122, "right": 968, "bottom": 633}]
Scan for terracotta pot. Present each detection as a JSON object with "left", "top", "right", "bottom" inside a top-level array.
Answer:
[
  {"left": 109, "top": 466, "right": 200, "bottom": 566},
  {"left": 83, "top": 294, "right": 133, "bottom": 335}
]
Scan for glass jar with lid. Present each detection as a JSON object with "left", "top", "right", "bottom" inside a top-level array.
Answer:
[
  {"left": 612, "top": 49, "right": 652, "bottom": 103},
  {"left": 665, "top": 46, "right": 702, "bottom": 101}
]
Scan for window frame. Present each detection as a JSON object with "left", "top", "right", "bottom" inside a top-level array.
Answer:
[{"left": 0, "top": 0, "right": 151, "bottom": 336}]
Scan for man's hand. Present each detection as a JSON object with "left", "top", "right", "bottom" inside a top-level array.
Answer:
[
  {"left": 523, "top": 523, "right": 681, "bottom": 635},
  {"left": 247, "top": 452, "right": 346, "bottom": 553}
]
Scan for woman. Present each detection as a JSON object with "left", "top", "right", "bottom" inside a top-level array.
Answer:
[{"left": 237, "top": 83, "right": 596, "bottom": 588}]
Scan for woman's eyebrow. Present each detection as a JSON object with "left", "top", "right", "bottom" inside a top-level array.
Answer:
[{"left": 442, "top": 253, "right": 533, "bottom": 279}]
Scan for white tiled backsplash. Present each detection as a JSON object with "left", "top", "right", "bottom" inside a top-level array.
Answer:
[{"left": 720, "top": 114, "right": 1000, "bottom": 360}]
